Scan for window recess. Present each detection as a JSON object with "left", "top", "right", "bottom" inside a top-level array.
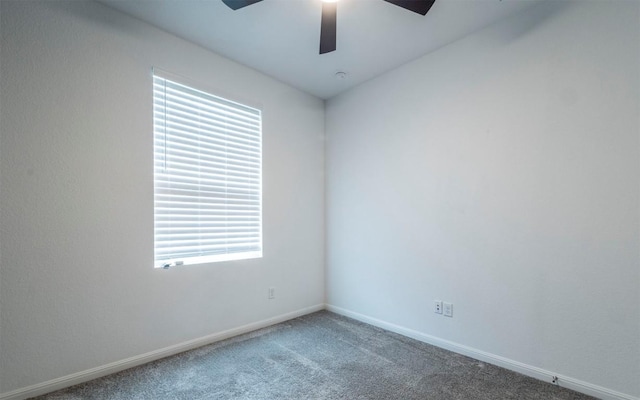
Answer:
[{"left": 153, "top": 70, "right": 262, "bottom": 268}]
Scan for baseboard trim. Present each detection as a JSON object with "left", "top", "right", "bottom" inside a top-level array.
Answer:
[
  {"left": 325, "top": 304, "right": 638, "bottom": 400},
  {"left": 0, "top": 304, "right": 324, "bottom": 400}
]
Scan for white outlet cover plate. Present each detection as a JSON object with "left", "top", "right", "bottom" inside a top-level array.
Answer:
[{"left": 443, "top": 302, "right": 453, "bottom": 317}]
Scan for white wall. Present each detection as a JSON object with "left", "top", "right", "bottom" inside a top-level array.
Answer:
[
  {"left": 326, "top": 1, "right": 639, "bottom": 398},
  {"left": 0, "top": 0, "right": 324, "bottom": 394}
]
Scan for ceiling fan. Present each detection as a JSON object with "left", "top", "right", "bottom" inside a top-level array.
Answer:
[{"left": 221, "top": 0, "right": 436, "bottom": 54}]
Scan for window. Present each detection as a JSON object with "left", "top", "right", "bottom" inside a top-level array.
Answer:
[{"left": 153, "top": 71, "right": 262, "bottom": 267}]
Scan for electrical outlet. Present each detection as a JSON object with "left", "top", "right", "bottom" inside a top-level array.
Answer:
[
  {"left": 434, "top": 300, "right": 443, "bottom": 314},
  {"left": 443, "top": 302, "right": 453, "bottom": 317},
  {"left": 268, "top": 287, "right": 275, "bottom": 299}
]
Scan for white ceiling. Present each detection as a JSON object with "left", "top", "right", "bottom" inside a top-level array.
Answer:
[{"left": 100, "top": 0, "right": 541, "bottom": 99}]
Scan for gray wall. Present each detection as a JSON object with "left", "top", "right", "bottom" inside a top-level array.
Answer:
[
  {"left": 0, "top": 0, "right": 325, "bottom": 393},
  {"left": 326, "top": 1, "right": 639, "bottom": 397}
]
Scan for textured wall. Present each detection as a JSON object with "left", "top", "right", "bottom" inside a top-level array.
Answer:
[
  {"left": 0, "top": 0, "right": 324, "bottom": 393},
  {"left": 326, "top": 1, "right": 639, "bottom": 397}
]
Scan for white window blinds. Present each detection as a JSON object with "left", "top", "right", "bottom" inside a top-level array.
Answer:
[{"left": 153, "top": 72, "right": 262, "bottom": 267}]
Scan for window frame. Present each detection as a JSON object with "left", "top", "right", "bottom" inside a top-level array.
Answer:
[{"left": 152, "top": 68, "right": 263, "bottom": 268}]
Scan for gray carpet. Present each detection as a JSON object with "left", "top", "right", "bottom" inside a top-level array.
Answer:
[{"left": 32, "top": 311, "right": 596, "bottom": 400}]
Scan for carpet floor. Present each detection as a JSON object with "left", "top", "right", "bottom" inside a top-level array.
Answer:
[{"left": 32, "top": 311, "right": 596, "bottom": 400}]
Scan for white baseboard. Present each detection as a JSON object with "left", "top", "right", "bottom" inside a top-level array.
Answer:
[
  {"left": 4, "top": 303, "right": 635, "bottom": 400},
  {"left": 0, "top": 304, "right": 324, "bottom": 400},
  {"left": 325, "top": 304, "right": 638, "bottom": 400}
]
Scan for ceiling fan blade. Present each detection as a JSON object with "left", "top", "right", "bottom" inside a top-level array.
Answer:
[
  {"left": 319, "top": 1, "right": 337, "bottom": 54},
  {"left": 222, "top": 0, "right": 263, "bottom": 11},
  {"left": 382, "top": 0, "right": 436, "bottom": 16}
]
